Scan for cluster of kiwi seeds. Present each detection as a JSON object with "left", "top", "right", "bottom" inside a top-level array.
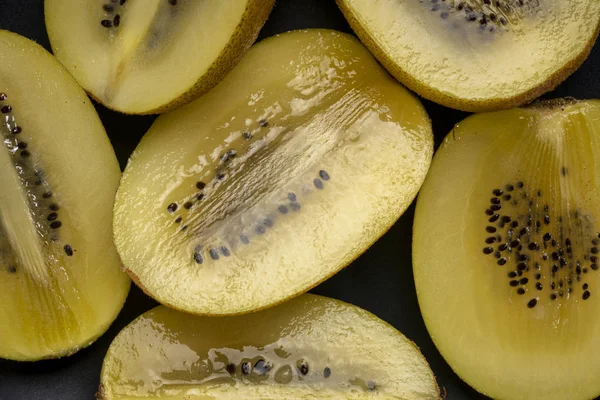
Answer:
[
  {"left": 423, "top": 0, "right": 539, "bottom": 32},
  {"left": 482, "top": 178, "right": 596, "bottom": 309},
  {"left": 100, "top": 0, "right": 179, "bottom": 29},
  {"left": 0, "top": 92, "right": 74, "bottom": 276},
  {"left": 163, "top": 118, "right": 331, "bottom": 265},
  {"left": 220, "top": 356, "right": 376, "bottom": 391}
]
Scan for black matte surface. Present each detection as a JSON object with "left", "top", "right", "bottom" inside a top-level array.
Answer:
[{"left": 0, "top": 1, "right": 598, "bottom": 399}]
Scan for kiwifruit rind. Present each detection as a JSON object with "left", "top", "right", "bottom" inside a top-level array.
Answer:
[
  {"left": 98, "top": 294, "right": 440, "bottom": 400},
  {"left": 336, "top": 0, "right": 600, "bottom": 112},
  {"left": 44, "top": 0, "right": 274, "bottom": 114},
  {"left": 0, "top": 30, "right": 130, "bottom": 361},
  {"left": 413, "top": 99, "right": 600, "bottom": 399},
  {"left": 113, "top": 29, "right": 433, "bottom": 316}
]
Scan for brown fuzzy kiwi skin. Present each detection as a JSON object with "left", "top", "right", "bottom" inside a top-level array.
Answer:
[
  {"left": 45, "top": 0, "right": 275, "bottom": 115},
  {"left": 95, "top": 294, "right": 441, "bottom": 400},
  {"left": 335, "top": 0, "right": 600, "bottom": 113}
]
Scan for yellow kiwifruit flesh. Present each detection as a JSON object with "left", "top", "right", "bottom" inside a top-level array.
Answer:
[
  {"left": 0, "top": 30, "right": 130, "bottom": 361},
  {"left": 98, "top": 294, "right": 440, "bottom": 399},
  {"left": 414, "top": 99, "right": 600, "bottom": 399}
]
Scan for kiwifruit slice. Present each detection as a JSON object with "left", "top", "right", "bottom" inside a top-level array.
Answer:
[
  {"left": 414, "top": 99, "right": 600, "bottom": 399},
  {"left": 0, "top": 30, "right": 130, "bottom": 361},
  {"left": 113, "top": 29, "right": 433, "bottom": 316},
  {"left": 98, "top": 294, "right": 440, "bottom": 399},
  {"left": 44, "top": 0, "right": 274, "bottom": 114},
  {"left": 336, "top": 0, "right": 600, "bottom": 112}
]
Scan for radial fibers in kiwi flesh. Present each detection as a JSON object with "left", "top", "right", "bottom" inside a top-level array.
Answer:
[
  {"left": 98, "top": 294, "right": 440, "bottom": 399},
  {"left": 113, "top": 29, "right": 433, "bottom": 316},
  {"left": 336, "top": 0, "right": 600, "bottom": 112},
  {"left": 45, "top": 0, "right": 274, "bottom": 114},
  {"left": 0, "top": 30, "right": 130, "bottom": 361},
  {"left": 414, "top": 99, "right": 600, "bottom": 400}
]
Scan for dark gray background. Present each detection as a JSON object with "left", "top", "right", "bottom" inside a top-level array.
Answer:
[{"left": 0, "top": 1, "right": 598, "bottom": 399}]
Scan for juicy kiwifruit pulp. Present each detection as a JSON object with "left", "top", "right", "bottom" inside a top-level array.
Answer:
[
  {"left": 414, "top": 100, "right": 600, "bottom": 399},
  {"left": 45, "top": 0, "right": 274, "bottom": 114},
  {"left": 336, "top": 0, "right": 600, "bottom": 112},
  {"left": 0, "top": 31, "right": 130, "bottom": 360},
  {"left": 98, "top": 294, "right": 440, "bottom": 399},
  {"left": 114, "top": 29, "right": 433, "bottom": 316}
]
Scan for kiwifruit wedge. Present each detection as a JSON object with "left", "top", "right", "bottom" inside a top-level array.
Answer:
[
  {"left": 44, "top": 0, "right": 274, "bottom": 114},
  {"left": 0, "top": 30, "right": 130, "bottom": 361},
  {"left": 98, "top": 294, "right": 440, "bottom": 399},
  {"left": 336, "top": 0, "right": 600, "bottom": 112},
  {"left": 113, "top": 29, "right": 433, "bottom": 316},
  {"left": 413, "top": 99, "right": 600, "bottom": 399}
]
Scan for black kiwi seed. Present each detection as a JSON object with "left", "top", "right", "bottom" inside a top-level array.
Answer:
[
  {"left": 256, "top": 225, "right": 266, "bottom": 235},
  {"left": 498, "top": 243, "right": 508, "bottom": 251},
  {"left": 64, "top": 244, "right": 73, "bottom": 257},
  {"left": 486, "top": 226, "right": 496, "bottom": 233},
  {"left": 489, "top": 214, "right": 500, "bottom": 223},
  {"left": 497, "top": 258, "right": 507, "bottom": 266},
  {"left": 583, "top": 283, "right": 589, "bottom": 290},
  {"left": 101, "top": 19, "right": 113, "bottom": 28},
  {"left": 196, "top": 193, "right": 204, "bottom": 201},
  {"left": 216, "top": 172, "right": 225, "bottom": 180},
  {"left": 209, "top": 248, "right": 219, "bottom": 260},
  {"left": 592, "top": 247, "right": 599, "bottom": 254},
  {"left": 508, "top": 271, "right": 517, "bottom": 278},
  {"left": 243, "top": 131, "right": 252, "bottom": 140},
  {"left": 7, "top": 266, "right": 17, "bottom": 273},
  {"left": 527, "top": 298, "right": 537, "bottom": 308},
  {"left": 483, "top": 247, "right": 494, "bottom": 254},
  {"left": 196, "top": 181, "right": 206, "bottom": 190},
  {"left": 509, "top": 280, "right": 519, "bottom": 287},
  {"left": 591, "top": 264, "right": 599, "bottom": 271},
  {"left": 490, "top": 205, "right": 501, "bottom": 211},
  {"left": 517, "top": 288, "right": 525, "bottom": 295},
  {"left": 319, "top": 170, "right": 330, "bottom": 181},
  {"left": 520, "top": 278, "right": 529, "bottom": 284},
  {"left": 221, "top": 247, "right": 231, "bottom": 257},
  {"left": 12, "top": 126, "right": 22, "bottom": 134},
  {"left": 166, "top": 203, "right": 178, "bottom": 213},
  {"left": 47, "top": 212, "right": 58, "bottom": 221},
  {"left": 1, "top": 105, "right": 12, "bottom": 113},
  {"left": 367, "top": 381, "right": 376, "bottom": 391},
  {"left": 113, "top": 14, "right": 120, "bottom": 27},
  {"left": 491, "top": 197, "right": 500, "bottom": 205},
  {"left": 485, "top": 237, "right": 497, "bottom": 244},
  {"left": 184, "top": 201, "right": 193, "bottom": 210},
  {"left": 314, "top": 178, "right": 324, "bottom": 190},
  {"left": 492, "top": 189, "right": 503, "bottom": 196},
  {"left": 278, "top": 205, "right": 289, "bottom": 214},
  {"left": 536, "top": 282, "right": 543, "bottom": 290},
  {"left": 299, "top": 361, "right": 309, "bottom": 376},
  {"left": 49, "top": 204, "right": 59, "bottom": 211},
  {"left": 485, "top": 209, "right": 494, "bottom": 216},
  {"left": 20, "top": 150, "right": 30, "bottom": 158},
  {"left": 221, "top": 150, "right": 237, "bottom": 163},
  {"left": 240, "top": 235, "right": 250, "bottom": 244},
  {"left": 290, "top": 202, "right": 301, "bottom": 212},
  {"left": 103, "top": 4, "right": 115, "bottom": 12},
  {"left": 259, "top": 119, "right": 268, "bottom": 127},
  {"left": 50, "top": 221, "right": 62, "bottom": 229},
  {"left": 583, "top": 291, "right": 591, "bottom": 300},
  {"left": 193, "top": 250, "right": 203, "bottom": 265},
  {"left": 226, "top": 363, "right": 236, "bottom": 375},
  {"left": 0, "top": 93, "right": 6, "bottom": 101},
  {"left": 253, "top": 359, "right": 272, "bottom": 375},
  {"left": 324, "top": 367, "right": 331, "bottom": 378},
  {"left": 43, "top": 191, "right": 52, "bottom": 199},
  {"left": 241, "top": 362, "right": 251, "bottom": 375},
  {"left": 287, "top": 193, "right": 297, "bottom": 202},
  {"left": 175, "top": 217, "right": 182, "bottom": 223},
  {"left": 17, "top": 141, "right": 27, "bottom": 149},
  {"left": 264, "top": 219, "right": 273, "bottom": 228}
]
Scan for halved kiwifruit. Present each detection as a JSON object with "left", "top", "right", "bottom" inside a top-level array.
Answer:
[
  {"left": 98, "top": 294, "right": 440, "bottom": 399},
  {"left": 0, "top": 30, "right": 130, "bottom": 361},
  {"left": 414, "top": 99, "right": 600, "bottom": 399},
  {"left": 44, "top": 0, "right": 274, "bottom": 114},
  {"left": 336, "top": 0, "right": 600, "bottom": 112},
  {"left": 113, "top": 29, "right": 433, "bottom": 316}
]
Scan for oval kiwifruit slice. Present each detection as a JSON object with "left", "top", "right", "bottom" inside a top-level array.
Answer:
[
  {"left": 0, "top": 30, "right": 130, "bottom": 361},
  {"left": 44, "top": 0, "right": 274, "bottom": 114},
  {"left": 98, "top": 294, "right": 440, "bottom": 399},
  {"left": 336, "top": 0, "right": 600, "bottom": 112},
  {"left": 414, "top": 99, "right": 600, "bottom": 399},
  {"left": 113, "top": 29, "right": 433, "bottom": 316}
]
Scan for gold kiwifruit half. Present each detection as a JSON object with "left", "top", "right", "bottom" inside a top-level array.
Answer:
[
  {"left": 414, "top": 99, "right": 600, "bottom": 399},
  {"left": 0, "top": 30, "right": 130, "bottom": 361},
  {"left": 337, "top": 0, "right": 600, "bottom": 112},
  {"left": 113, "top": 29, "right": 433, "bottom": 316},
  {"left": 98, "top": 294, "right": 440, "bottom": 399},
  {"left": 45, "top": 0, "right": 275, "bottom": 114}
]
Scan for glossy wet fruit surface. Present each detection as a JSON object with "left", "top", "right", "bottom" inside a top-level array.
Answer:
[
  {"left": 45, "top": 0, "right": 274, "bottom": 114},
  {"left": 113, "top": 29, "right": 433, "bottom": 316},
  {"left": 337, "top": 0, "right": 600, "bottom": 111},
  {"left": 414, "top": 99, "right": 600, "bottom": 399},
  {"left": 99, "top": 294, "right": 440, "bottom": 399},
  {"left": 0, "top": 30, "right": 130, "bottom": 361}
]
